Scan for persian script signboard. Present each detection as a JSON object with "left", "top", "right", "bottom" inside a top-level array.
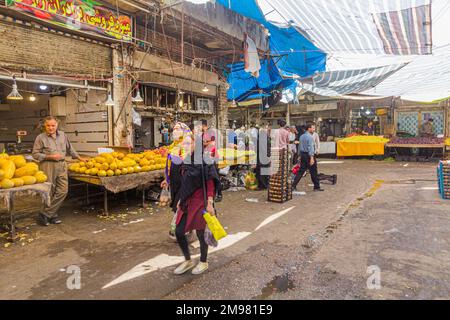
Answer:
[{"left": 6, "top": 0, "right": 132, "bottom": 41}]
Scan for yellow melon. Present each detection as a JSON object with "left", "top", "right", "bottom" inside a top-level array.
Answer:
[
  {"left": 106, "top": 170, "right": 114, "bottom": 177},
  {"left": 14, "top": 163, "right": 38, "bottom": 178},
  {"left": 98, "top": 170, "right": 107, "bottom": 177},
  {"left": 0, "top": 169, "right": 4, "bottom": 180},
  {"left": 1, "top": 160, "right": 16, "bottom": 179},
  {"left": 115, "top": 169, "right": 122, "bottom": 176},
  {"left": 35, "top": 172, "right": 48, "bottom": 183},
  {"left": 134, "top": 166, "right": 142, "bottom": 173},
  {"left": 11, "top": 178, "right": 24, "bottom": 187},
  {"left": 94, "top": 156, "right": 105, "bottom": 164},
  {"left": 109, "top": 162, "right": 118, "bottom": 171},
  {"left": 121, "top": 168, "right": 128, "bottom": 175},
  {"left": 0, "top": 153, "right": 9, "bottom": 160},
  {"left": 21, "top": 176, "right": 37, "bottom": 185},
  {"left": 117, "top": 152, "right": 125, "bottom": 160},
  {"left": 90, "top": 168, "right": 99, "bottom": 175},
  {"left": 9, "top": 155, "right": 27, "bottom": 168},
  {"left": 0, "top": 179, "right": 14, "bottom": 189}
]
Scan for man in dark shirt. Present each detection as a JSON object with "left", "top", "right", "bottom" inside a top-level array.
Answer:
[{"left": 363, "top": 120, "right": 375, "bottom": 136}]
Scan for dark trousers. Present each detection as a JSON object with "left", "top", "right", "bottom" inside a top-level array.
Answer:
[
  {"left": 176, "top": 213, "right": 208, "bottom": 263},
  {"left": 293, "top": 152, "right": 321, "bottom": 190},
  {"left": 255, "top": 164, "right": 269, "bottom": 190},
  {"left": 215, "top": 164, "right": 222, "bottom": 196}
]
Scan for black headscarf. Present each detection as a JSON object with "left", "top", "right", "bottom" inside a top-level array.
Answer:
[{"left": 178, "top": 162, "right": 220, "bottom": 207}]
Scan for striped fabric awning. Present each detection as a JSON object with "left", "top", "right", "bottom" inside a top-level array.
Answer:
[
  {"left": 372, "top": 4, "right": 432, "bottom": 55},
  {"left": 267, "top": 0, "right": 432, "bottom": 55},
  {"left": 301, "top": 63, "right": 409, "bottom": 96}
]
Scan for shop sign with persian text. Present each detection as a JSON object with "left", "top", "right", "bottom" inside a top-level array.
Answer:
[{"left": 6, "top": 0, "right": 132, "bottom": 41}]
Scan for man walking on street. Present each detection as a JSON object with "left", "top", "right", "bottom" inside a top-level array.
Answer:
[
  {"left": 32, "top": 116, "right": 87, "bottom": 226},
  {"left": 292, "top": 123, "right": 324, "bottom": 192}
]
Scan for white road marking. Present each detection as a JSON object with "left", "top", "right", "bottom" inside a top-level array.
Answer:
[
  {"left": 254, "top": 207, "right": 295, "bottom": 231},
  {"left": 103, "top": 207, "right": 295, "bottom": 289},
  {"left": 102, "top": 232, "right": 251, "bottom": 289},
  {"left": 417, "top": 187, "right": 439, "bottom": 190},
  {"left": 93, "top": 229, "right": 107, "bottom": 234},
  {"left": 123, "top": 219, "right": 145, "bottom": 226},
  {"left": 318, "top": 161, "right": 344, "bottom": 164}
]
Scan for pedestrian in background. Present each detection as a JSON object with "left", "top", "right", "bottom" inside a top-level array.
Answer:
[{"left": 292, "top": 123, "right": 324, "bottom": 192}]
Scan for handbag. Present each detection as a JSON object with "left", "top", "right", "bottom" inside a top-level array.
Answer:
[
  {"left": 201, "top": 135, "right": 227, "bottom": 242},
  {"left": 292, "top": 163, "right": 300, "bottom": 175}
]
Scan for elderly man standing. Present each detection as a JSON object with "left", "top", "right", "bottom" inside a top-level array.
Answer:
[{"left": 32, "top": 116, "right": 87, "bottom": 226}]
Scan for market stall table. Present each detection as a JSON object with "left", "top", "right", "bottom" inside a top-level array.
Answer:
[
  {"left": 337, "top": 136, "right": 390, "bottom": 157},
  {"left": 0, "top": 182, "right": 51, "bottom": 242},
  {"left": 386, "top": 143, "right": 446, "bottom": 159},
  {"left": 69, "top": 170, "right": 165, "bottom": 215}
]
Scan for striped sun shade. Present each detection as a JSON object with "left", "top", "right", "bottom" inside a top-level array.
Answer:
[
  {"left": 268, "top": 0, "right": 432, "bottom": 55},
  {"left": 301, "top": 63, "right": 409, "bottom": 96}
]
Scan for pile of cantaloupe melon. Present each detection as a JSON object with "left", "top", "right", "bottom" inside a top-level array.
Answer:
[
  {"left": 69, "top": 150, "right": 167, "bottom": 177},
  {"left": 0, "top": 153, "right": 48, "bottom": 190}
]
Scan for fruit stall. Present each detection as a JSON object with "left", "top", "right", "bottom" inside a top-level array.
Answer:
[
  {"left": 68, "top": 148, "right": 169, "bottom": 215},
  {"left": 386, "top": 137, "right": 447, "bottom": 161},
  {"left": 337, "top": 136, "right": 390, "bottom": 157},
  {"left": 217, "top": 149, "right": 257, "bottom": 168},
  {"left": 0, "top": 154, "right": 50, "bottom": 241}
]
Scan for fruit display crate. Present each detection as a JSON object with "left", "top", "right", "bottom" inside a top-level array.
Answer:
[
  {"left": 268, "top": 149, "right": 292, "bottom": 203},
  {"left": 437, "top": 161, "right": 450, "bottom": 200},
  {"left": 69, "top": 170, "right": 165, "bottom": 214}
]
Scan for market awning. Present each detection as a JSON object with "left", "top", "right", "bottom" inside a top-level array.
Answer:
[
  {"left": 226, "top": 58, "right": 295, "bottom": 102},
  {"left": 216, "top": 0, "right": 326, "bottom": 78},
  {"left": 301, "top": 63, "right": 408, "bottom": 97},
  {"left": 264, "top": 0, "right": 432, "bottom": 56}
]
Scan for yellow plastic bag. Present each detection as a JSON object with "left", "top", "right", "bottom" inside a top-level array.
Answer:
[{"left": 203, "top": 212, "right": 227, "bottom": 241}]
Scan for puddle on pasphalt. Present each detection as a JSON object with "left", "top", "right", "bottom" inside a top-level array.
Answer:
[{"left": 253, "top": 274, "right": 295, "bottom": 300}]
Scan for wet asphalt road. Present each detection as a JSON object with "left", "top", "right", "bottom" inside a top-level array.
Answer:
[{"left": 1, "top": 160, "right": 449, "bottom": 300}]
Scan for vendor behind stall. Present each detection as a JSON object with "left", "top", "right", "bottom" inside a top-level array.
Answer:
[
  {"left": 362, "top": 120, "right": 375, "bottom": 136},
  {"left": 420, "top": 118, "right": 435, "bottom": 137},
  {"left": 32, "top": 116, "right": 87, "bottom": 226}
]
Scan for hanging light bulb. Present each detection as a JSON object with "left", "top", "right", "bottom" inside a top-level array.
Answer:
[
  {"left": 132, "top": 84, "right": 143, "bottom": 103},
  {"left": 29, "top": 94, "right": 37, "bottom": 102},
  {"left": 105, "top": 92, "right": 115, "bottom": 106},
  {"left": 7, "top": 76, "right": 23, "bottom": 100},
  {"left": 202, "top": 85, "right": 209, "bottom": 93},
  {"left": 265, "top": 102, "right": 270, "bottom": 109},
  {"left": 231, "top": 99, "right": 237, "bottom": 108}
]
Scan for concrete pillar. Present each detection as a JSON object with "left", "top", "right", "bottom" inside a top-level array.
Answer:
[
  {"left": 216, "top": 82, "right": 229, "bottom": 147},
  {"left": 112, "top": 49, "right": 133, "bottom": 147},
  {"left": 286, "top": 104, "right": 291, "bottom": 126}
]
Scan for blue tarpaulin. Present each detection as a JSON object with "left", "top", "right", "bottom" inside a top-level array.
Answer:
[
  {"left": 227, "top": 59, "right": 296, "bottom": 101},
  {"left": 216, "top": 0, "right": 326, "bottom": 78}
]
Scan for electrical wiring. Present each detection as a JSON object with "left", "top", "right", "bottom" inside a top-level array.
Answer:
[{"left": 0, "top": 80, "right": 74, "bottom": 96}]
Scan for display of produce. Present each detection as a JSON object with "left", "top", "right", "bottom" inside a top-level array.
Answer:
[
  {"left": 0, "top": 153, "right": 48, "bottom": 189},
  {"left": 340, "top": 136, "right": 390, "bottom": 144},
  {"left": 268, "top": 148, "right": 292, "bottom": 203},
  {"left": 69, "top": 147, "right": 172, "bottom": 177},
  {"left": 389, "top": 137, "right": 445, "bottom": 145},
  {"left": 438, "top": 161, "right": 450, "bottom": 200}
]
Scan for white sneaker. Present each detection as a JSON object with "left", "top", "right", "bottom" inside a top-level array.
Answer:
[
  {"left": 174, "top": 260, "right": 195, "bottom": 275},
  {"left": 192, "top": 262, "right": 209, "bottom": 275}
]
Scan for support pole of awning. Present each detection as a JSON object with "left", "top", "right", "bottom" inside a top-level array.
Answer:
[{"left": 0, "top": 74, "right": 108, "bottom": 91}]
